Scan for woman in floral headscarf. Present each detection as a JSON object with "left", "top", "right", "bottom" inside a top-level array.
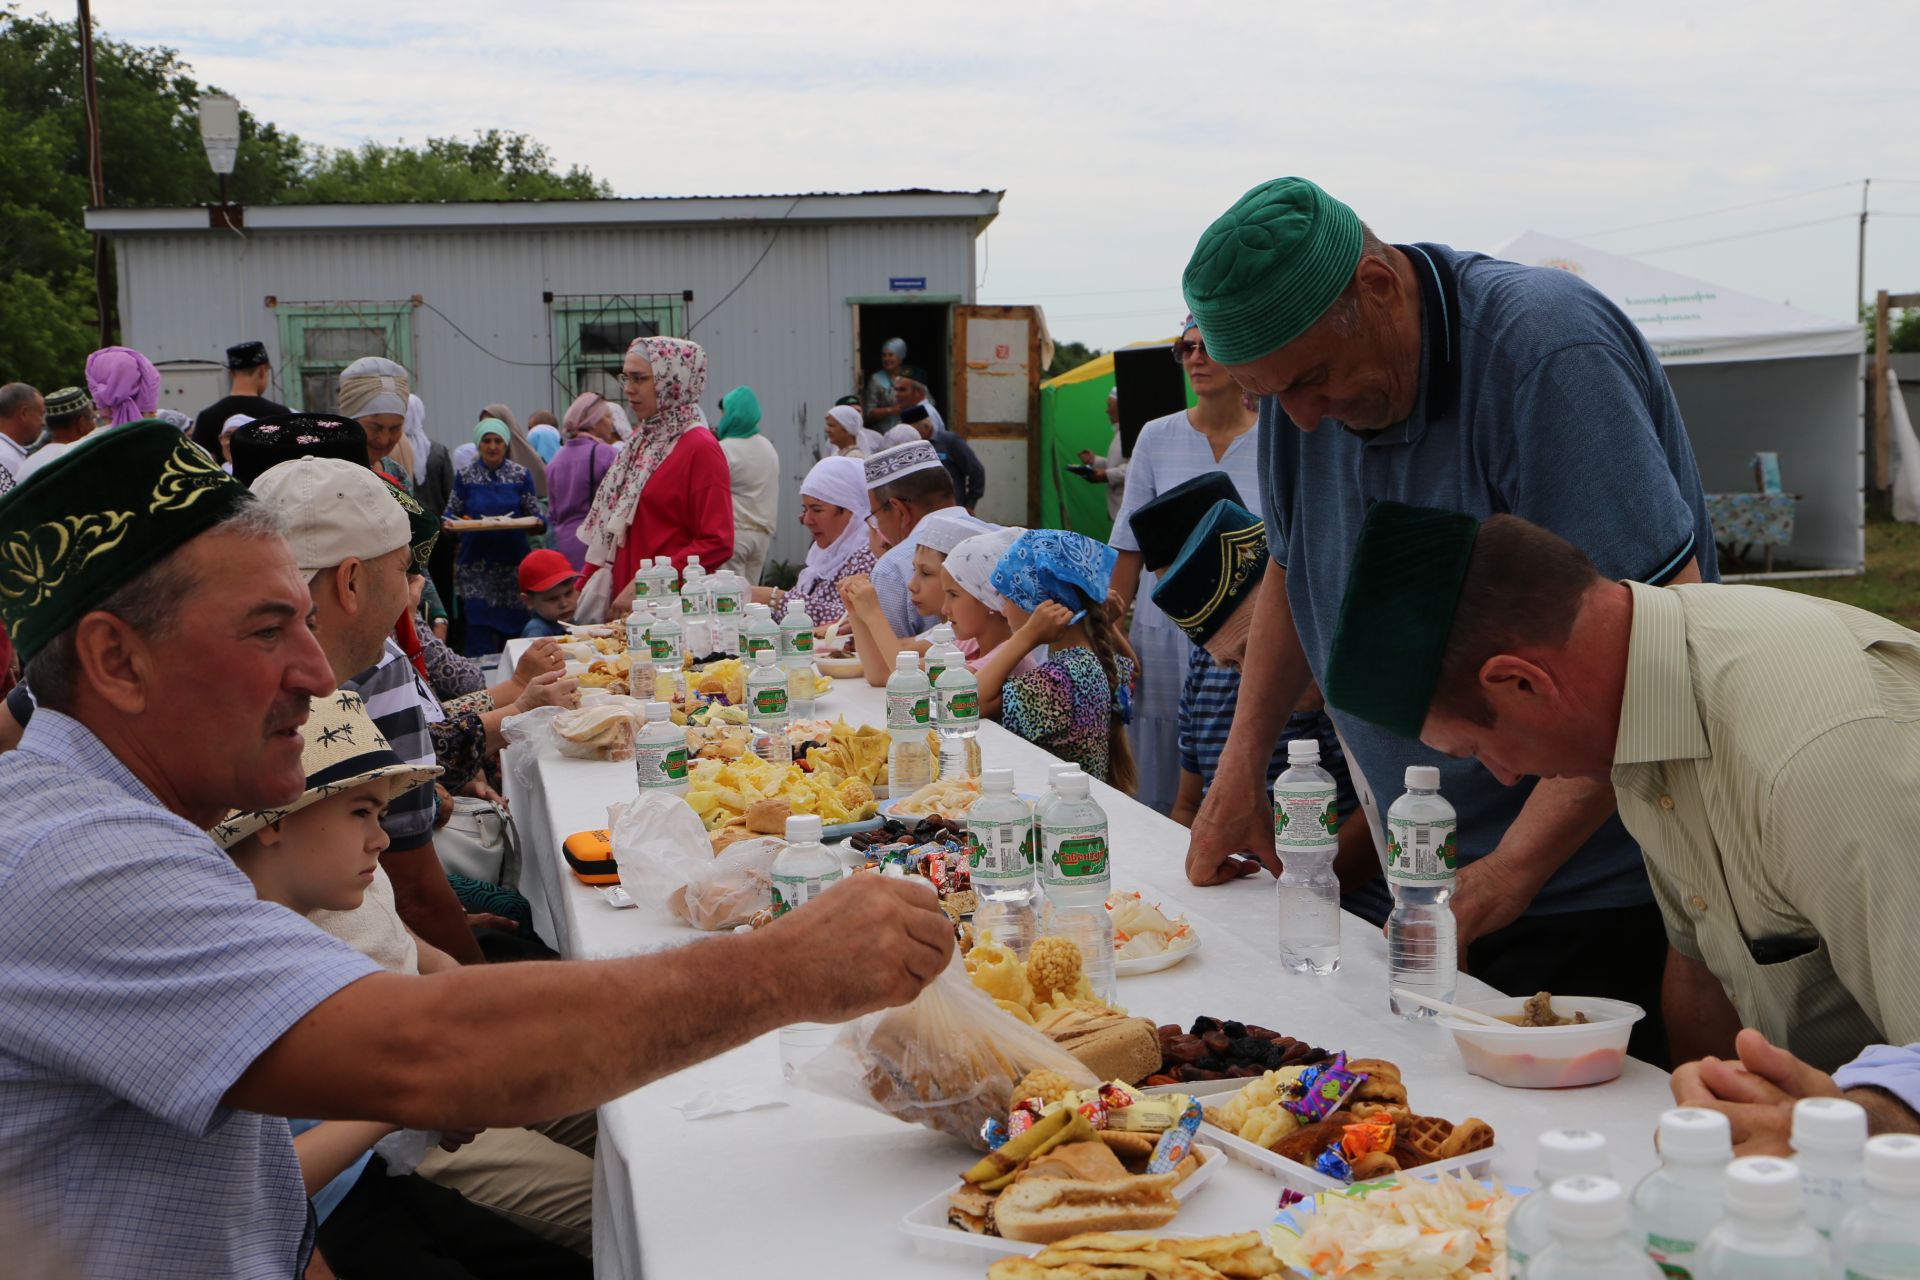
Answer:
[{"left": 579, "top": 336, "right": 734, "bottom": 608}]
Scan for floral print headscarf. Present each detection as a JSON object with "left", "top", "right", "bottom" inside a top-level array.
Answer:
[{"left": 578, "top": 336, "right": 710, "bottom": 566}]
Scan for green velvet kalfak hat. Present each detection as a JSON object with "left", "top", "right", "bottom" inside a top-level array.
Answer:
[{"left": 1151, "top": 498, "right": 1268, "bottom": 646}]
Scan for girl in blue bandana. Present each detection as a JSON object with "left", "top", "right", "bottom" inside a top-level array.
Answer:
[{"left": 976, "top": 530, "right": 1139, "bottom": 789}]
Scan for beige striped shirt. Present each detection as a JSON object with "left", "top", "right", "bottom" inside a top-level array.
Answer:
[{"left": 1614, "top": 581, "right": 1920, "bottom": 1072}]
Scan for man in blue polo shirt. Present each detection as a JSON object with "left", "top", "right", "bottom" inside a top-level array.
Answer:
[{"left": 1180, "top": 177, "right": 1716, "bottom": 1066}]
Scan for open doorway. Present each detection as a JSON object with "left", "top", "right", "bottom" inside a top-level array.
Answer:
[{"left": 853, "top": 301, "right": 952, "bottom": 421}]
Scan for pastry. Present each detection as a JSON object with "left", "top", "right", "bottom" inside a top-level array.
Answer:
[
  {"left": 1350, "top": 1152, "right": 1401, "bottom": 1180},
  {"left": 1395, "top": 1114, "right": 1456, "bottom": 1167},
  {"left": 1345, "top": 1057, "right": 1402, "bottom": 1082},
  {"left": 1352, "top": 1077, "right": 1408, "bottom": 1107},
  {"left": 745, "top": 796, "right": 792, "bottom": 835},
  {"left": 1268, "top": 1113, "right": 1354, "bottom": 1164},
  {"left": 1441, "top": 1117, "right": 1496, "bottom": 1159}
]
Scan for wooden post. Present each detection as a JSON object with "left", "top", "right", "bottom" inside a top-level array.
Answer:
[{"left": 1875, "top": 289, "right": 1891, "bottom": 495}]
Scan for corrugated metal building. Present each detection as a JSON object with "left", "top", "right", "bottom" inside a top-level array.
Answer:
[{"left": 86, "top": 190, "right": 1046, "bottom": 571}]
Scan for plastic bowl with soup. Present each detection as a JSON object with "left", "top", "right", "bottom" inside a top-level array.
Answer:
[{"left": 1438, "top": 995, "right": 1645, "bottom": 1089}]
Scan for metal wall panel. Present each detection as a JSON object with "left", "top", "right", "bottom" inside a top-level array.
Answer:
[{"left": 108, "top": 214, "right": 980, "bottom": 571}]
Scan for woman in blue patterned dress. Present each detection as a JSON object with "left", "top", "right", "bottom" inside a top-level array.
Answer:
[{"left": 443, "top": 419, "right": 543, "bottom": 655}]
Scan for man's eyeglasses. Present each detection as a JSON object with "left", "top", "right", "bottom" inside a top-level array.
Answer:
[{"left": 1171, "top": 338, "right": 1208, "bottom": 364}]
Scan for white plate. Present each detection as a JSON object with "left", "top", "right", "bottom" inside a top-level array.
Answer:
[
  {"left": 816, "top": 656, "right": 864, "bottom": 679},
  {"left": 899, "top": 1143, "right": 1224, "bottom": 1261},
  {"left": 1201, "top": 1121, "right": 1498, "bottom": 1194},
  {"left": 1270, "top": 1178, "right": 1528, "bottom": 1277},
  {"left": 1114, "top": 934, "right": 1201, "bottom": 976}
]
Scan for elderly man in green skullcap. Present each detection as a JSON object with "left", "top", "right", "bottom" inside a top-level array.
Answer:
[
  {"left": 1179, "top": 177, "right": 1721, "bottom": 1068},
  {"left": 0, "top": 424, "right": 955, "bottom": 1279}
]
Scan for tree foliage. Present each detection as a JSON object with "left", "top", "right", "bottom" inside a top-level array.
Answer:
[
  {"left": 0, "top": 6, "right": 609, "bottom": 391},
  {"left": 1046, "top": 339, "right": 1104, "bottom": 378},
  {"left": 1863, "top": 305, "right": 1920, "bottom": 356}
]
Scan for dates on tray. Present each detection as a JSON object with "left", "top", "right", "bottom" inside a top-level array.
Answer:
[{"left": 1142, "top": 1017, "right": 1332, "bottom": 1084}]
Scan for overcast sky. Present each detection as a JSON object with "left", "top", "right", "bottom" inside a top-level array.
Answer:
[{"left": 90, "top": 0, "right": 1920, "bottom": 351}]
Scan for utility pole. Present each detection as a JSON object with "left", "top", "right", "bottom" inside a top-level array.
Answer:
[
  {"left": 1858, "top": 178, "right": 1871, "bottom": 322},
  {"left": 78, "top": 0, "right": 112, "bottom": 345}
]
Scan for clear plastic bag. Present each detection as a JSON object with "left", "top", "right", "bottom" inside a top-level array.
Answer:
[
  {"left": 669, "top": 835, "right": 783, "bottom": 930},
  {"left": 606, "top": 791, "right": 719, "bottom": 917},
  {"left": 794, "top": 949, "right": 1099, "bottom": 1149}
]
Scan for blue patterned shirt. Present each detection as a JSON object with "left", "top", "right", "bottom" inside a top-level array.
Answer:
[{"left": 0, "top": 710, "right": 381, "bottom": 1279}]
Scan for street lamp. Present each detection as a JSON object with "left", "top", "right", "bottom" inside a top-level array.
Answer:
[{"left": 199, "top": 93, "right": 241, "bottom": 228}]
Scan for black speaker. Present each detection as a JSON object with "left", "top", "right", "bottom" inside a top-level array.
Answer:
[{"left": 1111, "top": 345, "right": 1189, "bottom": 456}]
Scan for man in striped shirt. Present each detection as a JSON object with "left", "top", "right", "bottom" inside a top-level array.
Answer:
[{"left": 1329, "top": 504, "right": 1920, "bottom": 1071}]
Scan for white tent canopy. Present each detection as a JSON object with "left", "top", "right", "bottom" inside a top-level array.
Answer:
[
  {"left": 1496, "top": 231, "right": 1865, "bottom": 576},
  {"left": 1497, "top": 231, "right": 1862, "bottom": 365}
]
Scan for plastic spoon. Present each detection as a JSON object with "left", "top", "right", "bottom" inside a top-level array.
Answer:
[{"left": 1390, "top": 987, "right": 1510, "bottom": 1028}]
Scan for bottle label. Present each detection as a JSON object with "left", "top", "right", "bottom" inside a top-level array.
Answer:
[
  {"left": 967, "top": 820, "right": 1028, "bottom": 881},
  {"left": 1043, "top": 823, "right": 1110, "bottom": 885},
  {"left": 940, "top": 687, "right": 980, "bottom": 724},
  {"left": 715, "top": 594, "right": 741, "bottom": 615},
  {"left": 770, "top": 869, "right": 839, "bottom": 917},
  {"left": 745, "top": 635, "right": 775, "bottom": 658},
  {"left": 635, "top": 741, "right": 690, "bottom": 787},
  {"left": 927, "top": 663, "right": 946, "bottom": 685},
  {"left": 887, "top": 691, "right": 931, "bottom": 729},
  {"left": 1274, "top": 785, "right": 1338, "bottom": 851},
  {"left": 751, "top": 686, "right": 789, "bottom": 719},
  {"left": 788, "top": 630, "right": 813, "bottom": 656},
  {"left": 1386, "top": 815, "right": 1457, "bottom": 883},
  {"left": 626, "top": 621, "right": 648, "bottom": 652},
  {"left": 1645, "top": 1235, "right": 1696, "bottom": 1279},
  {"left": 633, "top": 580, "right": 650, "bottom": 599},
  {"left": 650, "top": 636, "right": 680, "bottom": 663}
]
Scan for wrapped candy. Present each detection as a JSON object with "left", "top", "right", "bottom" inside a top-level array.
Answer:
[
  {"left": 1341, "top": 1119, "right": 1396, "bottom": 1161},
  {"left": 1277, "top": 1187, "right": 1307, "bottom": 1211},
  {"left": 1075, "top": 1098, "right": 1108, "bottom": 1129},
  {"left": 1098, "top": 1081, "right": 1141, "bottom": 1112},
  {"left": 1284, "top": 1052, "right": 1365, "bottom": 1122},
  {"left": 1006, "top": 1108, "right": 1038, "bottom": 1140},
  {"left": 1146, "top": 1098, "right": 1204, "bottom": 1174},
  {"left": 981, "top": 1117, "right": 1009, "bottom": 1150},
  {"left": 1315, "top": 1145, "right": 1353, "bottom": 1182}
]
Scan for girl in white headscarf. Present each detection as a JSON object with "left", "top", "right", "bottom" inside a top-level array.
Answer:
[
  {"left": 398, "top": 393, "right": 455, "bottom": 517},
  {"left": 942, "top": 526, "right": 1041, "bottom": 715},
  {"left": 761, "top": 456, "right": 876, "bottom": 627}
]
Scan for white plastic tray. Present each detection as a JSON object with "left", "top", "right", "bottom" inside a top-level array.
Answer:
[
  {"left": 1201, "top": 1121, "right": 1498, "bottom": 1194},
  {"left": 1141, "top": 1076, "right": 1252, "bottom": 1100},
  {"left": 1114, "top": 934, "right": 1201, "bottom": 976},
  {"left": 899, "top": 1143, "right": 1223, "bottom": 1261}
]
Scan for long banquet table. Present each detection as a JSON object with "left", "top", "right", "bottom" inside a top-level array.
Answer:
[{"left": 500, "top": 641, "right": 1677, "bottom": 1277}]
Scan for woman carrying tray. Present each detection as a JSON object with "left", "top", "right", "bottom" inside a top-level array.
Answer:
[{"left": 444, "top": 418, "right": 544, "bottom": 655}]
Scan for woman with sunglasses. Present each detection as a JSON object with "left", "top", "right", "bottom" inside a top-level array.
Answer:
[{"left": 1106, "top": 315, "right": 1262, "bottom": 814}]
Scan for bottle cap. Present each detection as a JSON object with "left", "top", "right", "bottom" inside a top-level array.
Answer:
[
  {"left": 1286, "top": 739, "right": 1321, "bottom": 764},
  {"left": 1546, "top": 1175, "right": 1626, "bottom": 1240},
  {"left": 982, "top": 768, "right": 1014, "bottom": 794},
  {"left": 1864, "top": 1134, "right": 1920, "bottom": 1195},
  {"left": 783, "top": 601, "right": 811, "bottom": 623},
  {"left": 1059, "top": 770, "right": 1090, "bottom": 798},
  {"left": 1404, "top": 765, "right": 1441, "bottom": 790},
  {"left": 1725, "top": 1156, "right": 1802, "bottom": 1216},
  {"left": 1657, "top": 1108, "right": 1733, "bottom": 1163},
  {"left": 686, "top": 555, "right": 702, "bottom": 568},
  {"left": 1534, "top": 1129, "right": 1609, "bottom": 1184},
  {"left": 1793, "top": 1096, "right": 1868, "bottom": 1155},
  {"left": 894, "top": 651, "right": 921, "bottom": 671},
  {"left": 754, "top": 649, "right": 777, "bottom": 667},
  {"left": 931, "top": 623, "right": 954, "bottom": 642},
  {"left": 644, "top": 701, "right": 670, "bottom": 720},
  {"left": 784, "top": 814, "right": 823, "bottom": 842},
  {"left": 1048, "top": 763, "right": 1075, "bottom": 784}
]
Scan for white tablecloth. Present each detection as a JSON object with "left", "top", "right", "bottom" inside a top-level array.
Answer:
[{"left": 501, "top": 643, "right": 1677, "bottom": 1277}]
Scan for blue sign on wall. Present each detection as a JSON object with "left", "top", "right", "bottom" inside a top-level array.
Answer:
[{"left": 889, "top": 276, "right": 928, "bottom": 292}]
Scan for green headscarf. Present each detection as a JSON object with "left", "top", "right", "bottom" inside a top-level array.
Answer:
[
  {"left": 473, "top": 418, "right": 511, "bottom": 446},
  {"left": 713, "top": 386, "right": 762, "bottom": 441}
]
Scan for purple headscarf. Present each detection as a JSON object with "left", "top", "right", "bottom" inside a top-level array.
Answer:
[{"left": 85, "top": 347, "right": 161, "bottom": 427}]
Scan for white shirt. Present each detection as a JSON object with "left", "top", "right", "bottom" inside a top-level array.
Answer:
[
  {"left": 719, "top": 433, "right": 781, "bottom": 538},
  {"left": 0, "top": 433, "right": 29, "bottom": 479},
  {"left": 15, "top": 441, "right": 72, "bottom": 481}
]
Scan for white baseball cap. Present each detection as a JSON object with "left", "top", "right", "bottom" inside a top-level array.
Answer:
[{"left": 249, "top": 457, "right": 411, "bottom": 574}]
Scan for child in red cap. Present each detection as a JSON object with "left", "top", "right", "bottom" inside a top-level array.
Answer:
[{"left": 516, "top": 548, "right": 580, "bottom": 638}]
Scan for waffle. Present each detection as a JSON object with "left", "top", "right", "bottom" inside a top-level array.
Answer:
[
  {"left": 1440, "top": 1117, "right": 1495, "bottom": 1159},
  {"left": 1394, "top": 1114, "right": 1455, "bottom": 1167}
]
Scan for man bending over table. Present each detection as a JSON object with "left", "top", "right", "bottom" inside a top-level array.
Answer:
[
  {"left": 1320, "top": 500, "right": 1920, "bottom": 1074},
  {"left": 0, "top": 423, "right": 954, "bottom": 1280}
]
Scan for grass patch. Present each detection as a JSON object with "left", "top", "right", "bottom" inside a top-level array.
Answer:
[{"left": 1771, "top": 515, "right": 1920, "bottom": 628}]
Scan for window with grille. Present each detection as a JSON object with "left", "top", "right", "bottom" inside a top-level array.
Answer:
[
  {"left": 549, "top": 293, "right": 688, "bottom": 401},
  {"left": 275, "top": 302, "right": 415, "bottom": 413}
]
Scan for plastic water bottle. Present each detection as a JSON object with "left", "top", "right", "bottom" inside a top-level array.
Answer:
[
  {"left": 679, "top": 567, "right": 710, "bottom": 658},
  {"left": 772, "top": 813, "right": 843, "bottom": 1078},
  {"left": 779, "top": 599, "right": 814, "bottom": 660},
  {"left": 743, "top": 602, "right": 780, "bottom": 663},
  {"left": 1528, "top": 1177, "right": 1661, "bottom": 1280},
  {"left": 650, "top": 557, "right": 679, "bottom": 608},
  {"left": 648, "top": 599, "right": 684, "bottom": 703},
  {"left": 630, "top": 556, "right": 654, "bottom": 603},
  {"left": 1029, "top": 763, "right": 1076, "bottom": 910},
  {"left": 1793, "top": 1096, "right": 1868, "bottom": 1235},
  {"left": 1510, "top": 1130, "right": 1613, "bottom": 1278},
  {"left": 1694, "top": 1158, "right": 1831, "bottom": 1279},
  {"left": 935, "top": 661, "right": 982, "bottom": 780},
  {"left": 709, "top": 571, "right": 745, "bottom": 657},
  {"left": 625, "top": 606, "right": 649, "bottom": 673},
  {"left": 884, "top": 651, "right": 934, "bottom": 794},
  {"left": 1274, "top": 738, "right": 1341, "bottom": 976},
  {"left": 748, "top": 650, "right": 792, "bottom": 766},
  {"left": 1629, "top": 1108, "right": 1732, "bottom": 1278},
  {"left": 681, "top": 554, "right": 703, "bottom": 586},
  {"left": 924, "top": 623, "right": 962, "bottom": 685},
  {"left": 969, "top": 769, "right": 1039, "bottom": 958},
  {"left": 1836, "top": 1134, "right": 1920, "bottom": 1278},
  {"left": 1041, "top": 770, "right": 1115, "bottom": 1004},
  {"left": 634, "top": 701, "right": 689, "bottom": 797},
  {"left": 1385, "top": 764, "right": 1457, "bottom": 1017}
]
